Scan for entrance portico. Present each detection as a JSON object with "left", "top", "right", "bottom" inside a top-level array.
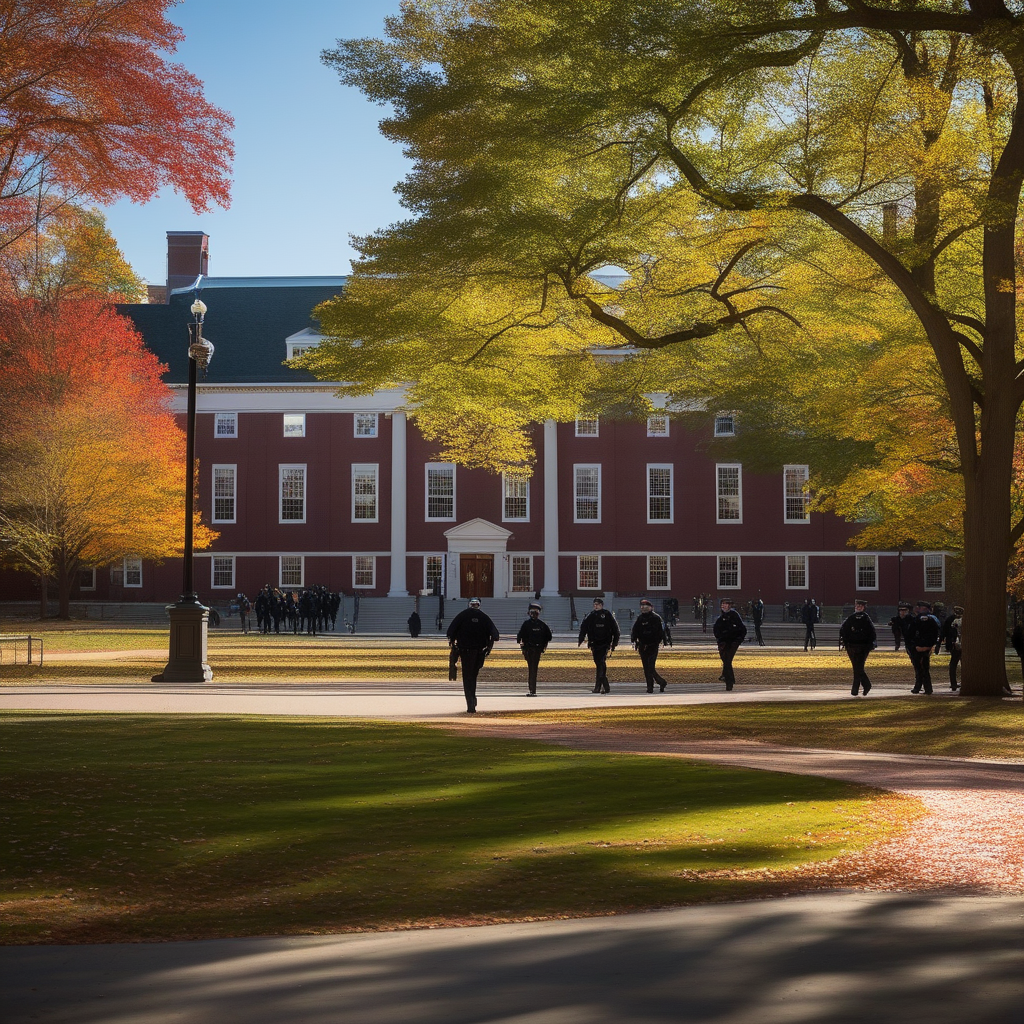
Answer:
[{"left": 443, "top": 519, "right": 514, "bottom": 600}]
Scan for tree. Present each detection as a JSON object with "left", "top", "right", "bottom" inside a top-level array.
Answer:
[
  {"left": 319, "top": 1, "right": 1024, "bottom": 696},
  {"left": 0, "top": 296, "right": 216, "bottom": 618}
]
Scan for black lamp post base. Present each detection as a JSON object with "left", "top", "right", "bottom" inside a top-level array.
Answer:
[{"left": 152, "top": 600, "right": 213, "bottom": 683}]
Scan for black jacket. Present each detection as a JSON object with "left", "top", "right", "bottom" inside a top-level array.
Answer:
[
  {"left": 938, "top": 614, "right": 958, "bottom": 652},
  {"left": 713, "top": 609, "right": 747, "bottom": 644},
  {"left": 631, "top": 611, "right": 669, "bottom": 647},
  {"left": 578, "top": 609, "right": 620, "bottom": 648},
  {"left": 516, "top": 617, "right": 552, "bottom": 649},
  {"left": 840, "top": 611, "right": 877, "bottom": 646},
  {"left": 447, "top": 608, "right": 500, "bottom": 649},
  {"left": 801, "top": 602, "right": 819, "bottom": 625},
  {"left": 905, "top": 613, "right": 940, "bottom": 649},
  {"left": 751, "top": 601, "right": 765, "bottom": 624}
]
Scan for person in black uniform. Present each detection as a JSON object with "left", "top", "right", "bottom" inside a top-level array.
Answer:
[
  {"left": 713, "top": 598, "right": 747, "bottom": 690},
  {"left": 889, "top": 604, "right": 911, "bottom": 651},
  {"left": 751, "top": 597, "right": 766, "bottom": 646},
  {"left": 938, "top": 605, "right": 963, "bottom": 690},
  {"left": 801, "top": 598, "right": 818, "bottom": 650},
  {"left": 446, "top": 597, "right": 500, "bottom": 712},
  {"left": 407, "top": 610, "right": 422, "bottom": 638},
  {"left": 631, "top": 598, "right": 672, "bottom": 692},
  {"left": 905, "top": 601, "right": 941, "bottom": 693},
  {"left": 577, "top": 597, "right": 620, "bottom": 693},
  {"left": 516, "top": 602, "right": 552, "bottom": 695},
  {"left": 839, "top": 598, "right": 876, "bottom": 695}
]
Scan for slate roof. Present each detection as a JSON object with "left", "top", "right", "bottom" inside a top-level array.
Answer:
[{"left": 118, "top": 277, "right": 347, "bottom": 384}]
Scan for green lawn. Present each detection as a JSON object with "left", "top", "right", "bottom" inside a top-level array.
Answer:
[{"left": 0, "top": 713, "right": 911, "bottom": 943}]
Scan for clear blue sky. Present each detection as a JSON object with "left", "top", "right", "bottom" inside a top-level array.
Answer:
[{"left": 104, "top": 0, "right": 408, "bottom": 285}]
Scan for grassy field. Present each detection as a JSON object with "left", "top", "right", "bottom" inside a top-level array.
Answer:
[{"left": 0, "top": 713, "right": 913, "bottom": 944}]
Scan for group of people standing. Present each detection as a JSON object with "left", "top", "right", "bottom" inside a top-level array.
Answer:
[{"left": 234, "top": 585, "right": 342, "bottom": 635}]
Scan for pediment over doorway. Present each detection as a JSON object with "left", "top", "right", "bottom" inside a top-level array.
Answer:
[{"left": 443, "top": 518, "right": 513, "bottom": 553}]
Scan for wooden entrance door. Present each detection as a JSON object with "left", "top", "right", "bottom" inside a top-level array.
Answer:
[{"left": 460, "top": 554, "right": 494, "bottom": 599}]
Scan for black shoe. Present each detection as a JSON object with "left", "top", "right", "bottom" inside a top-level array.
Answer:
[
  {"left": 647, "top": 687, "right": 654, "bottom": 693},
  {"left": 911, "top": 686, "right": 921, "bottom": 694},
  {"left": 592, "top": 687, "right": 601, "bottom": 693},
  {"left": 924, "top": 688, "right": 933, "bottom": 695},
  {"left": 466, "top": 707, "right": 476, "bottom": 714},
  {"left": 659, "top": 682, "right": 667, "bottom": 692},
  {"left": 602, "top": 685, "right": 610, "bottom": 694},
  {"left": 863, "top": 681, "right": 871, "bottom": 695},
  {"left": 718, "top": 674, "right": 727, "bottom": 682},
  {"left": 851, "top": 685, "right": 859, "bottom": 696},
  {"left": 527, "top": 691, "right": 536, "bottom": 697},
  {"left": 725, "top": 681, "right": 734, "bottom": 691}
]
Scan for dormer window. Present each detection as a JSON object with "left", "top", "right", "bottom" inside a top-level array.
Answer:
[{"left": 285, "top": 328, "right": 321, "bottom": 361}]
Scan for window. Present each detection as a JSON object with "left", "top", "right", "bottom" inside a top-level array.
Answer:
[
  {"left": 718, "top": 555, "right": 740, "bottom": 589},
  {"left": 924, "top": 552, "right": 945, "bottom": 591},
  {"left": 426, "top": 463, "right": 456, "bottom": 520},
  {"left": 648, "top": 465, "right": 673, "bottom": 522},
  {"left": 857, "top": 554, "right": 878, "bottom": 590},
  {"left": 212, "top": 465, "right": 236, "bottom": 523},
  {"left": 354, "top": 555, "right": 376, "bottom": 588},
  {"left": 279, "top": 465, "right": 306, "bottom": 523},
  {"left": 716, "top": 464, "right": 742, "bottom": 523},
  {"left": 354, "top": 413, "right": 378, "bottom": 437},
  {"left": 574, "top": 464, "right": 601, "bottom": 522},
  {"left": 283, "top": 413, "right": 305, "bottom": 438},
  {"left": 110, "top": 557, "right": 142, "bottom": 589},
  {"left": 511, "top": 556, "right": 533, "bottom": 592},
  {"left": 714, "top": 414, "right": 736, "bottom": 437},
  {"left": 214, "top": 412, "right": 237, "bottom": 437},
  {"left": 288, "top": 345, "right": 313, "bottom": 360},
  {"left": 280, "top": 555, "right": 303, "bottom": 588},
  {"left": 786, "top": 554, "right": 808, "bottom": 589},
  {"left": 352, "top": 464, "right": 379, "bottom": 522},
  {"left": 647, "top": 413, "right": 669, "bottom": 437},
  {"left": 502, "top": 474, "right": 529, "bottom": 521},
  {"left": 577, "top": 555, "right": 601, "bottom": 589},
  {"left": 425, "top": 555, "right": 444, "bottom": 594},
  {"left": 212, "top": 556, "right": 235, "bottom": 589},
  {"left": 575, "top": 416, "right": 600, "bottom": 436},
  {"left": 784, "top": 465, "right": 811, "bottom": 523},
  {"left": 78, "top": 568, "right": 96, "bottom": 591},
  {"left": 648, "top": 555, "right": 670, "bottom": 589}
]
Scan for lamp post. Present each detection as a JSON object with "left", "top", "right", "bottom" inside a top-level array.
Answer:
[{"left": 153, "top": 295, "right": 215, "bottom": 683}]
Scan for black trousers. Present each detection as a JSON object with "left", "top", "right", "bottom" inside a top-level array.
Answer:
[
  {"left": 892, "top": 628, "right": 903, "bottom": 651},
  {"left": 948, "top": 648, "right": 961, "bottom": 688},
  {"left": 459, "top": 647, "right": 487, "bottom": 709},
  {"left": 911, "top": 648, "right": 933, "bottom": 692},
  {"left": 846, "top": 643, "right": 871, "bottom": 693},
  {"left": 719, "top": 640, "right": 741, "bottom": 687},
  {"left": 753, "top": 622, "right": 765, "bottom": 646},
  {"left": 803, "top": 623, "right": 816, "bottom": 649},
  {"left": 590, "top": 644, "right": 610, "bottom": 691},
  {"left": 638, "top": 644, "right": 666, "bottom": 691},
  {"left": 522, "top": 646, "right": 543, "bottom": 692}
]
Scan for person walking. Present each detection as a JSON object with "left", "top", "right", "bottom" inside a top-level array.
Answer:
[
  {"left": 940, "top": 605, "right": 964, "bottom": 691},
  {"left": 905, "top": 601, "right": 941, "bottom": 694},
  {"left": 751, "top": 597, "right": 766, "bottom": 647},
  {"left": 713, "top": 598, "right": 747, "bottom": 691},
  {"left": 446, "top": 597, "right": 500, "bottom": 713},
  {"left": 801, "top": 598, "right": 818, "bottom": 650},
  {"left": 578, "top": 597, "right": 620, "bottom": 693},
  {"left": 888, "top": 604, "right": 911, "bottom": 651},
  {"left": 407, "top": 610, "right": 422, "bottom": 638},
  {"left": 516, "top": 602, "right": 552, "bottom": 696},
  {"left": 237, "top": 593, "right": 251, "bottom": 634},
  {"left": 631, "top": 598, "right": 672, "bottom": 692},
  {"left": 839, "top": 598, "right": 876, "bottom": 696}
]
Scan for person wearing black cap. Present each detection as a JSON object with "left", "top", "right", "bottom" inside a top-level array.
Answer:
[
  {"left": 751, "top": 597, "right": 766, "bottom": 646},
  {"left": 516, "top": 603, "right": 552, "bottom": 696},
  {"left": 905, "top": 601, "right": 940, "bottom": 694},
  {"left": 939, "top": 605, "right": 964, "bottom": 690},
  {"left": 446, "top": 597, "right": 500, "bottom": 712},
  {"left": 889, "top": 603, "right": 912, "bottom": 652},
  {"left": 578, "top": 597, "right": 620, "bottom": 693},
  {"left": 713, "top": 598, "right": 747, "bottom": 690},
  {"left": 631, "top": 598, "right": 672, "bottom": 692},
  {"left": 839, "top": 598, "right": 876, "bottom": 695}
]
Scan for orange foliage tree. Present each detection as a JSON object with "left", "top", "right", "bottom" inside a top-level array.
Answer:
[{"left": 0, "top": 296, "right": 216, "bottom": 618}]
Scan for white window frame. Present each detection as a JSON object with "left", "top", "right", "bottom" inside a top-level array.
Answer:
[
  {"left": 283, "top": 413, "right": 306, "bottom": 438},
  {"left": 214, "top": 412, "right": 237, "bottom": 438},
  {"left": 123, "top": 557, "right": 142, "bottom": 588},
  {"left": 647, "top": 464, "right": 674, "bottom": 523},
  {"left": 78, "top": 568, "right": 96, "bottom": 591},
  {"left": 511, "top": 555, "right": 533, "bottom": 593},
  {"left": 279, "top": 464, "right": 306, "bottom": 524},
  {"left": 647, "top": 555, "right": 671, "bottom": 590},
  {"left": 575, "top": 416, "right": 600, "bottom": 437},
  {"left": 279, "top": 555, "right": 304, "bottom": 589},
  {"left": 714, "top": 414, "right": 736, "bottom": 437},
  {"left": 424, "top": 554, "right": 444, "bottom": 594},
  {"left": 577, "top": 554, "right": 601, "bottom": 590},
  {"left": 716, "top": 463, "right": 743, "bottom": 524},
  {"left": 351, "top": 464, "right": 379, "bottom": 523},
  {"left": 924, "top": 552, "right": 945, "bottom": 591},
  {"left": 717, "top": 554, "right": 741, "bottom": 590},
  {"left": 354, "top": 413, "right": 378, "bottom": 437},
  {"left": 856, "top": 554, "right": 879, "bottom": 591},
  {"left": 784, "top": 464, "right": 811, "bottom": 524},
  {"left": 211, "top": 555, "right": 235, "bottom": 589},
  {"left": 353, "top": 555, "right": 376, "bottom": 589},
  {"left": 502, "top": 474, "right": 530, "bottom": 522},
  {"left": 786, "top": 554, "right": 808, "bottom": 590},
  {"left": 646, "top": 413, "right": 670, "bottom": 437},
  {"left": 212, "top": 464, "right": 236, "bottom": 524},
  {"left": 425, "top": 463, "right": 456, "bottom": 521},
  {"left": 574, "top": 464, "right": 602, "bottom": 523}
]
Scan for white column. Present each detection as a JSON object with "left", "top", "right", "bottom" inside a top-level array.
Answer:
[
  {"left": 388, "top": 411, "right": 408, "bottom": 596},
  {"left": 541, "top": 418, "right": 560, "bottom": 596}
]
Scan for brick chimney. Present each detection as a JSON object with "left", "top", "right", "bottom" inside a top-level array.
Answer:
[{"left": 166, "top": 231, "right": 209, "bottom": 296}]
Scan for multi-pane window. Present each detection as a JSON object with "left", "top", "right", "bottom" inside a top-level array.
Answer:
[
  {"left": 354, "top": 413, "right": 377, "bottom": 437},
  {"left": 716, "top": 464, "right": 742, "bottom": 523},
  {"left": 283, "top": 413, "right": 305, "bottom": 438},
  {"left": 857, "top": 554, "right": 878, "bottom": 590},
  {"left": 354, "top": 555, "right": 375, "bottom": 588},
  {"left": 648, "top": 555, "right": 670, "bottom": 589},
  {"left": 786, "top": 554, "right": 808, "bottom": 589},
  {"left": 288, "top": 345, "right": 312, "bottom": 360},
  {"left": 110, "top": 558, "right": 143, "bottom": 588},
  {"left": 503, "top": 474, "right": 530, "bottom": 521},
  {"left": 714, "top": 414, "right": 736, "bottom": 437},
  {"left": 78, "top": 568, "right": 96, "bottom": 591},
  {"left": 280, "top": 465, "right": 306, "bottom": 522},
  {"left": 648, "top": 465, "right": 673, "bottom": 522},
  {"left": 574, "top": 464, "right": 601, "bottom": 522},
  {"left": 511, "top": 556, "right": 533, "bottom": 592},
  {"left": 784, "top": 465, "right": 811, "bottom": 523},
  {"left": 212, "top": 556, "right": 235, "bottom": 589},
  {"left": 924, "top": 552, "right": 945, "bottom": 591},
  {"left": 718, "top": 555, "right": 740, "bottom": 589},
  {"left": 647, "top": 414, "right": 669, "bottom": 437},
  {"left": 577, "top": 554, "right": 601, "bottom": 589},
  {"left": 212, "top": 465, "right": 236, "bottom": 523},
  {"left": 575, "top": 416, "right": 600, "bottom": 436},
  {"left": 426, "top": 463, "right": 456, "bottom": 520},
  {"left": 425, "top": 555, "right": 444, "bottom": 594},
  {"left": 214, "top": 412, "right": 237, "bottom": 437},
  {"left": 352, "top": 464, "right": 379, "bottom": 522},
  {"left": 280, "top": 555, "right": 303, "bottom": 588}
]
